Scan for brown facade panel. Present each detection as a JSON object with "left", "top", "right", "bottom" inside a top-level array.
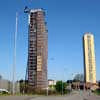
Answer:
[{"left": 27, "top": 9, "right": 48, "bottom": 90}]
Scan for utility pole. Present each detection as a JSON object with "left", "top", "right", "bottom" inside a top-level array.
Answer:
[
  {"left": 62, "top": 80, "right": 63, "bottom": 95},
  {"left": 12, "top": 12, "right": 18, "bottom": 95},
  {"left": 62, "top": 67, "right": 66, "bottom": 96},
  {"left": 46, "top": 74, "right": 48, "bottom": 96}
]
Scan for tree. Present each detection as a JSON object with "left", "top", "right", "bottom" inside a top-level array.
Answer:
[
  {"left": 19, "top": 79, "right": 26, "bottom": 94},
  {"left": 0, "top": 75, "right": 2, "bottom": 80},
  {"left": 73, "top": 74, "right": 84, "bottom": 82},
  {"left": 98, "top": 81, "right": 100, "bottom": 88},
  {"left": 55, "top": 81, "right": 67, "bottom": 94}
]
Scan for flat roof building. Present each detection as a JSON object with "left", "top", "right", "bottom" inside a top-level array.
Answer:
[
  {"left": 83, "top": 32, "right": 96, "bottom": 83},
  {"left": 26, "top": 8, "right": 48, "bottom": 90}
]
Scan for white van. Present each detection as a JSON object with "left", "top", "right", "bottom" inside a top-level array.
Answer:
[{"left": 0, "top": 89, "right": 9, "bottom": 94}]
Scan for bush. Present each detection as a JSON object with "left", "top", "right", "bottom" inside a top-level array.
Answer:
[
  {"left": 0, "top": 91, "right": 9, "bottom": 95},
  {"left": 94, "top": 88, "right": 100, "bottom": 95},
  {"left": 48, "top": 90, "right": 58, "bottom": 95},
  {"left": 55, "top": 81, "right": 68, "bottom": 94}
]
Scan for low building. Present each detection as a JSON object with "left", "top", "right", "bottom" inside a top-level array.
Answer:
[
  {"left": 0, "top": 78, "right": 19, "bottom": 93},
  {"left": 48, "top": 79, "right": 56, "bottom": 90},
  {"left": 0, "top": 79, "right": 10, "bottom": 91},
  {"left": 48, "top": 79, "right": 56, "bottom": 86}
]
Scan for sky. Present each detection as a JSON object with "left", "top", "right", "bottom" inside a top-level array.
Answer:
[{"left": 0, "top": 0, "right": 100, "bottom": 81}]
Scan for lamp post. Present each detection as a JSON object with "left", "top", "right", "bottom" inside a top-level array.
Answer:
[
  {"left": 62, "top": 67, "right": 68, "bottom": 95},
  {"left": 12, "top": 7, "right": 27, "bottom": 95},
  {"left": 12, "top": 12, "right": 18, "bottom": 95},
  {"left": 46, "top": 86, "right": 48, "bottom": 96},
  {"left": 61, "top": 80, "right": 63, "bottom": 95}
]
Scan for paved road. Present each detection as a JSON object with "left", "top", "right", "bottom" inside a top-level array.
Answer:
[
  {"left": 0, "top": 96, "right": 34, "bottom": 100},
  {"left": 0, "top": 91, "right": 100, "bottom": 100},
  {"left": 30, "top": 94, "right": 100, "bottom": 100}
]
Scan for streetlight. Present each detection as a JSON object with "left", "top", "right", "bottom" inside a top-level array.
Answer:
[
  {"left": 61, "top": 80, "right": 63, "bottom": 95},
  {"left": 12, "top": 12, "right": 18, "bottom": 95},
  {"left": 61, "top": 67, "right": 68, "bottom": 95},
  {"left": 46, "top": 86, "right": 48, "bottom": 96},
  {"left": 12, "top": 6, "right": 28, "bottom": 95}
]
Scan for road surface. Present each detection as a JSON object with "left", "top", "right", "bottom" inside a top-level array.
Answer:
[
  {"left": 0, "top": 95, "right": 34, "bottom": 100},
  {"left": 0, "top": 91, "right": 100, "bottom": 100}
]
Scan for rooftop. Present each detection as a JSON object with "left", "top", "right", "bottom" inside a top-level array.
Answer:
[
  {"left": 84, "top": 32, "right": 94, "bottom": 36},
  {"left": 30, "top": 8, "right": 43, "bottom": 13}
]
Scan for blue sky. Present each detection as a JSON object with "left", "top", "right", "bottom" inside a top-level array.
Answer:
[{"left": 0, "top": 0, "right": 100, "bottom": 81}]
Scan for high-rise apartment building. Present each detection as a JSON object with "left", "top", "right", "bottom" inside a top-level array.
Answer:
[
  {"left": 26, "top": 9, "right": 48, "bottom": 90},
  {"left": 83, "top": 32, "right": 96, "bottom": 83}
]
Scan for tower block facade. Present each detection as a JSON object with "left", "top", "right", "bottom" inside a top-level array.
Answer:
[
  {"left": 27, "top": 9, "right": 48, "bottom": 90},
  {"left": 83, "top": 32, "right": 96, "bottom": 84}
]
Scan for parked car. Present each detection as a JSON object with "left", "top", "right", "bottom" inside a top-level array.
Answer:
[{"left": 0, "top": 89, "right": 9, "bottom": 94}]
